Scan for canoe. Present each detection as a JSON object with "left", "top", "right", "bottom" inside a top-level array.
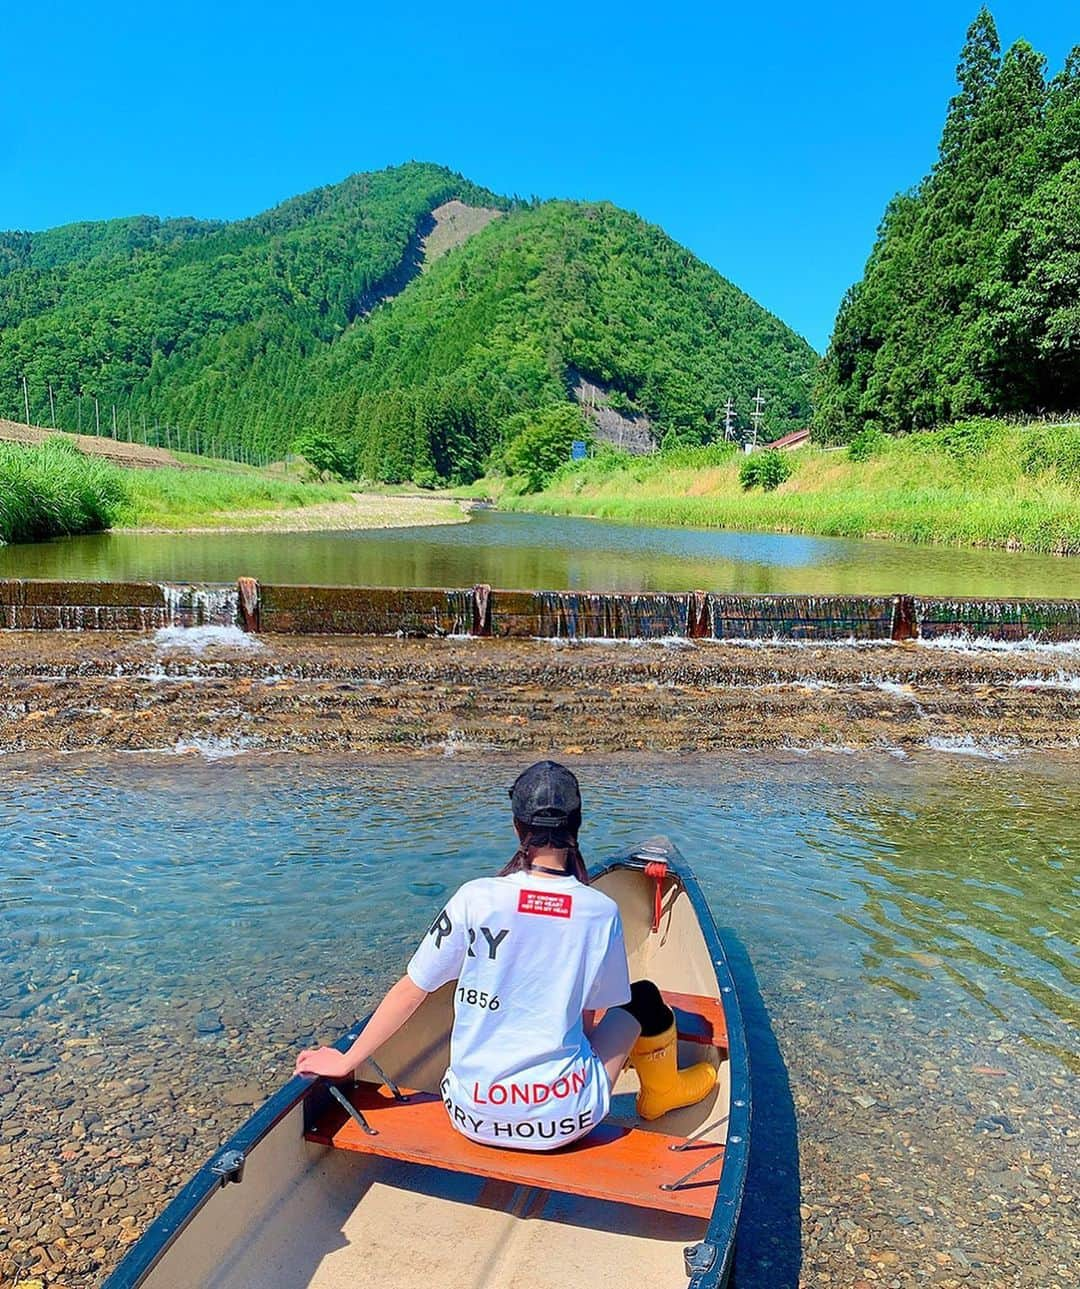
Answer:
[{"left": 104, "top": 837, "right": 750, "bottom": 1288}]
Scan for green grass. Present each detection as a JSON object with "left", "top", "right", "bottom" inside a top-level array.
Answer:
[
  {"left": 0, "top": 438, "right": 131, "bottom": 544},
  {"left": 495, "top": 423, "right": 1080, "bottom": 554},
  {"left": 122, "top": 469, "right": 352, "bottom": 528},
  {"left": 0, "top": 438, "right": 354, "bottom": 542}
]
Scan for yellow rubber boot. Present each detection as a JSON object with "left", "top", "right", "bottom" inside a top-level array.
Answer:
[{"left": 629, "top": 1022, "right": 716, "bottom": 1121}]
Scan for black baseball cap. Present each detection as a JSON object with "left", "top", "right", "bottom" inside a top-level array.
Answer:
[{"left": 509, "top": 760, "right": 582, "bottom": 829}]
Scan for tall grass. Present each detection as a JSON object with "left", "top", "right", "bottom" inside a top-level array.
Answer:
[
  {"left": 498, "top": 421, "right": 1080, "bottom": 554},
  {"left": 0, "top": 438, "right": 131, "bottom": 544}
]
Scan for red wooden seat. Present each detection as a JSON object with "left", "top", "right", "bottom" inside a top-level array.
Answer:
[
  {"left": 665, "top": 990, "right": 728, "bottom": 1053},
  {"left": 305, "top": 1083, "right": 724, "bottom": 1219}
]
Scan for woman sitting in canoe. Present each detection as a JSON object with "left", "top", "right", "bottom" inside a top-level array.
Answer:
[{"left": 294, "top": 760, "right": 714, "bottom": 1150}]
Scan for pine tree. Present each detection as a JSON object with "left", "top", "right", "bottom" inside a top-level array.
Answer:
[{"left": 938, "top": 7, "right": 1001, "bottom": 172}]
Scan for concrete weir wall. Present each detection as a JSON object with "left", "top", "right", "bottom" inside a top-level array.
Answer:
[
  {"left": 0, "top": 580, "right": 239, "bottom": 631},
  {"left": 2, "top": 579, "right": 1080, "bottom": 642}
]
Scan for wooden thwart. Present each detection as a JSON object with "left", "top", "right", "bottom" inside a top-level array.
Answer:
[
  {"left": 305, "top": 1084, "right": 724, "bottom": 1219},
  {"left": 304, "top": 991, "right": 728, "bottom": 1220}
]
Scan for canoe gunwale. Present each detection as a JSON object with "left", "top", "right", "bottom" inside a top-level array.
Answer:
[
  {"left": 100, "top": 1022, "right": 371, "bottom": 1289},
  {"left": 103, "top": 841, "right": 750, "bottom": 1289},
  {"left": 593, "top": 843, "right": 751, "bottom": 1288}
]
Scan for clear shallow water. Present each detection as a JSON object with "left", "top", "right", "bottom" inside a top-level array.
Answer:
[
  {"left": 1, "top": 510, "right": 1077, "bottom": 598},
  {"left": 2, "top": 752, "right": 1075, "bottom": 1073}
]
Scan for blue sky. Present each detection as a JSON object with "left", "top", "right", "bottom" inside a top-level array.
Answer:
[{"left": 1, "top": 2, "right": 1075, "bottom": 351}]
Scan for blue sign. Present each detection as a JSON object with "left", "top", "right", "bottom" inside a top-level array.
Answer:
[{"left": 571, "top": 440, "right": 588, "bottom": 461}]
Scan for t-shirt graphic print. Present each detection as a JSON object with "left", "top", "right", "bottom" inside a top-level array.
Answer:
[{"left": 407, "top": 869, "right": 632, "bottom": 1150}]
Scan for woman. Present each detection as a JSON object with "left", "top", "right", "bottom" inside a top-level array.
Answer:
[{"left": 294, "top": 760, "right": 714, "bottom": 1149}]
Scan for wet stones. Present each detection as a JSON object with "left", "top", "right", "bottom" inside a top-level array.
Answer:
[
  {"left": 222, "top": 1082, "right": 263, "bottom": 1107},
  {"left": 0, "top": 631, "right": 1076, "bottom": 756}
]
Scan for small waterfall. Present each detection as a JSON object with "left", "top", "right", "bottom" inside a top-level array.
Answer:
[
  {"left": 158, "top": 583, "right": 240, "bottom": 628},
  {"left": 443, "top": 589, "right": 474, "bottom": 636},
  {"left": 536, "top": 591, "right": 690, "bottom": 639},
  {"left": 915, "top": 598, "right": 1080, "bottom": 643},
  {"left": 619, "top": 593, "right": 690, "bottom": 638},
  {"left": 705, "top": 594, "right": 896, "bottom": 640}
]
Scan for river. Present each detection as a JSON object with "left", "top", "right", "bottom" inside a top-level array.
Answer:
[
  {"left": 1, "top": 510, "right": 1077, "bottom": 598},
  {"left": 1, "top": 750, "right": 1076, "bottom": 1286}
]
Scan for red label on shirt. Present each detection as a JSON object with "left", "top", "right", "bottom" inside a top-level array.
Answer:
[{"left": 517, "top": 889, "right": 573, "bottom": 918}]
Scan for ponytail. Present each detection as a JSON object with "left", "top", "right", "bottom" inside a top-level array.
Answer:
[{"left": 498, "top": 810, "right": 589, "bottom": 884}]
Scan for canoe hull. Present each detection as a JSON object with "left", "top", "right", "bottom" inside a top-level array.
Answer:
[{"left": 104, "top": 839, "right": 750, "bottom": 1289}]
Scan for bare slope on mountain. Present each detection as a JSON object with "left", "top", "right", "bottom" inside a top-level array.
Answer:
[
  {"left": 353, "top": 199, "right": 502, "bottom": 317},
  {"left": 422, "top": 200, "right": 502, "bottom": 264}
]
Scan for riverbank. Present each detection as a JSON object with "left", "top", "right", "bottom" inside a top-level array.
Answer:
[
  {"left": 1, "top": 631, "right": 1076, "bottom": 757},
  {"left": 492, "top": 423, "right": 1080, "bottom": 554},
  {"left": 1, "top": 439, "right": 471, "bottom": 543},
  {"left": 120, "top": 489, "right": 471, "bottom": 533}
]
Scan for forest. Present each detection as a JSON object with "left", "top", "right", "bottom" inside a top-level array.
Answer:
[
  {"left": 0, "top": 164, "right": 815, "bottom": 485},
  {"left": 815, "top": 8, "right": 1080, "bottom": 440}
]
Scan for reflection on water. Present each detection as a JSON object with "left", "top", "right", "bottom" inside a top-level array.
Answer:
[
  {"left": 1, "top": 753, "right": 1076, "bottom": 1074},
  {"left": 1, "top": 510, "right": 1076, "bottom": 598}
]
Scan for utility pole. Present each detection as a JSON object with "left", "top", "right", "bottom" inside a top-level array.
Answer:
[
  {"left": 48, "top": 383, "right": 56, "bottom": 428},
  {"left": 111, "top": 405, "right": 118, "bottom": 438},
  {"left": 751, "top": 389, "right": 766, "bottom": 449},
  {"left": 94, "top": 398, "right": 101, "bottom": 436},
  {"left": 22, "top": 376, "right": 30, "bottom": 425},
  {"left": 723, "top": 397, "right": 736, "bottom": 441}
]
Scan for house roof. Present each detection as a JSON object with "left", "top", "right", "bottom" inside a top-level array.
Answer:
[{"left": 767, "top": 428, "right": 811, "bottom": 449}]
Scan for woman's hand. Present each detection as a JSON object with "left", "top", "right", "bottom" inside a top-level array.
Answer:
[
  {"left": 292, "top": 975, "right": 429, "bottom": 1085},
  {"left": 294, "top": 1046, "right": 352, "bottom": 1080}
]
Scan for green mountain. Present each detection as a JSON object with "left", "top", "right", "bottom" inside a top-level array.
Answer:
[
  {"left": 0, "top": 161, "right": 816, "bottom": 482},
  {"left": 816, "top": 8, "right": 1080, "bottom": 440}
]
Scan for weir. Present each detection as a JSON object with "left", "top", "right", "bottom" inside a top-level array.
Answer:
[
  {"left": 0, "top": 580, "right": 239, "bottom": 631},
  {"left": 537, "top": 591, "right": 690, "bottom": 639},
  {"left": 1, "top": 579, "right": 1079, "bottom": 642},
  {"left": 703, "top": 594, "right": 897, "bottom": 641},
  {"left": 913, "top": 597, "right": 1080, "bottom": 642}
]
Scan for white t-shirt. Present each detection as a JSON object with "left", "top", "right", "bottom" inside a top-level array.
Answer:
[{"left": 407, "top": 869, "right": 631, "bottom": 1150}]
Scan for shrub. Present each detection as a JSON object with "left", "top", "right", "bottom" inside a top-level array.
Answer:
[
  {"left": 290, "top": 428, "right": 355, "bottom": 480},
  {"left": 847, "top": 426, "right": 886, "bottom": 462},
  {"left": 935, "top": 418, "right": 1002, "bottom": 460},
  {"left": 739, "top": 449, "right": 794, "bottom": 491},
  {"left": 502, "top": 403, "right": 590, "bottom": 493},
  {"left": 1022, "top": 423, "right": 1080, "bottom": 486}
]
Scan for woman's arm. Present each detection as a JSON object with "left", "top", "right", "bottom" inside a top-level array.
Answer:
[{"left": 294, "top": 974, "right": 429, "bottom": 1080}]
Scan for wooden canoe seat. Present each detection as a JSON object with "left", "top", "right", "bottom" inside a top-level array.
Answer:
[
  {"left": 304, "top": 993, "right": 728, "bottom": 1220},
  {"left": 305, "top": 1083, "right": 724, "bottom": 1219}
]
